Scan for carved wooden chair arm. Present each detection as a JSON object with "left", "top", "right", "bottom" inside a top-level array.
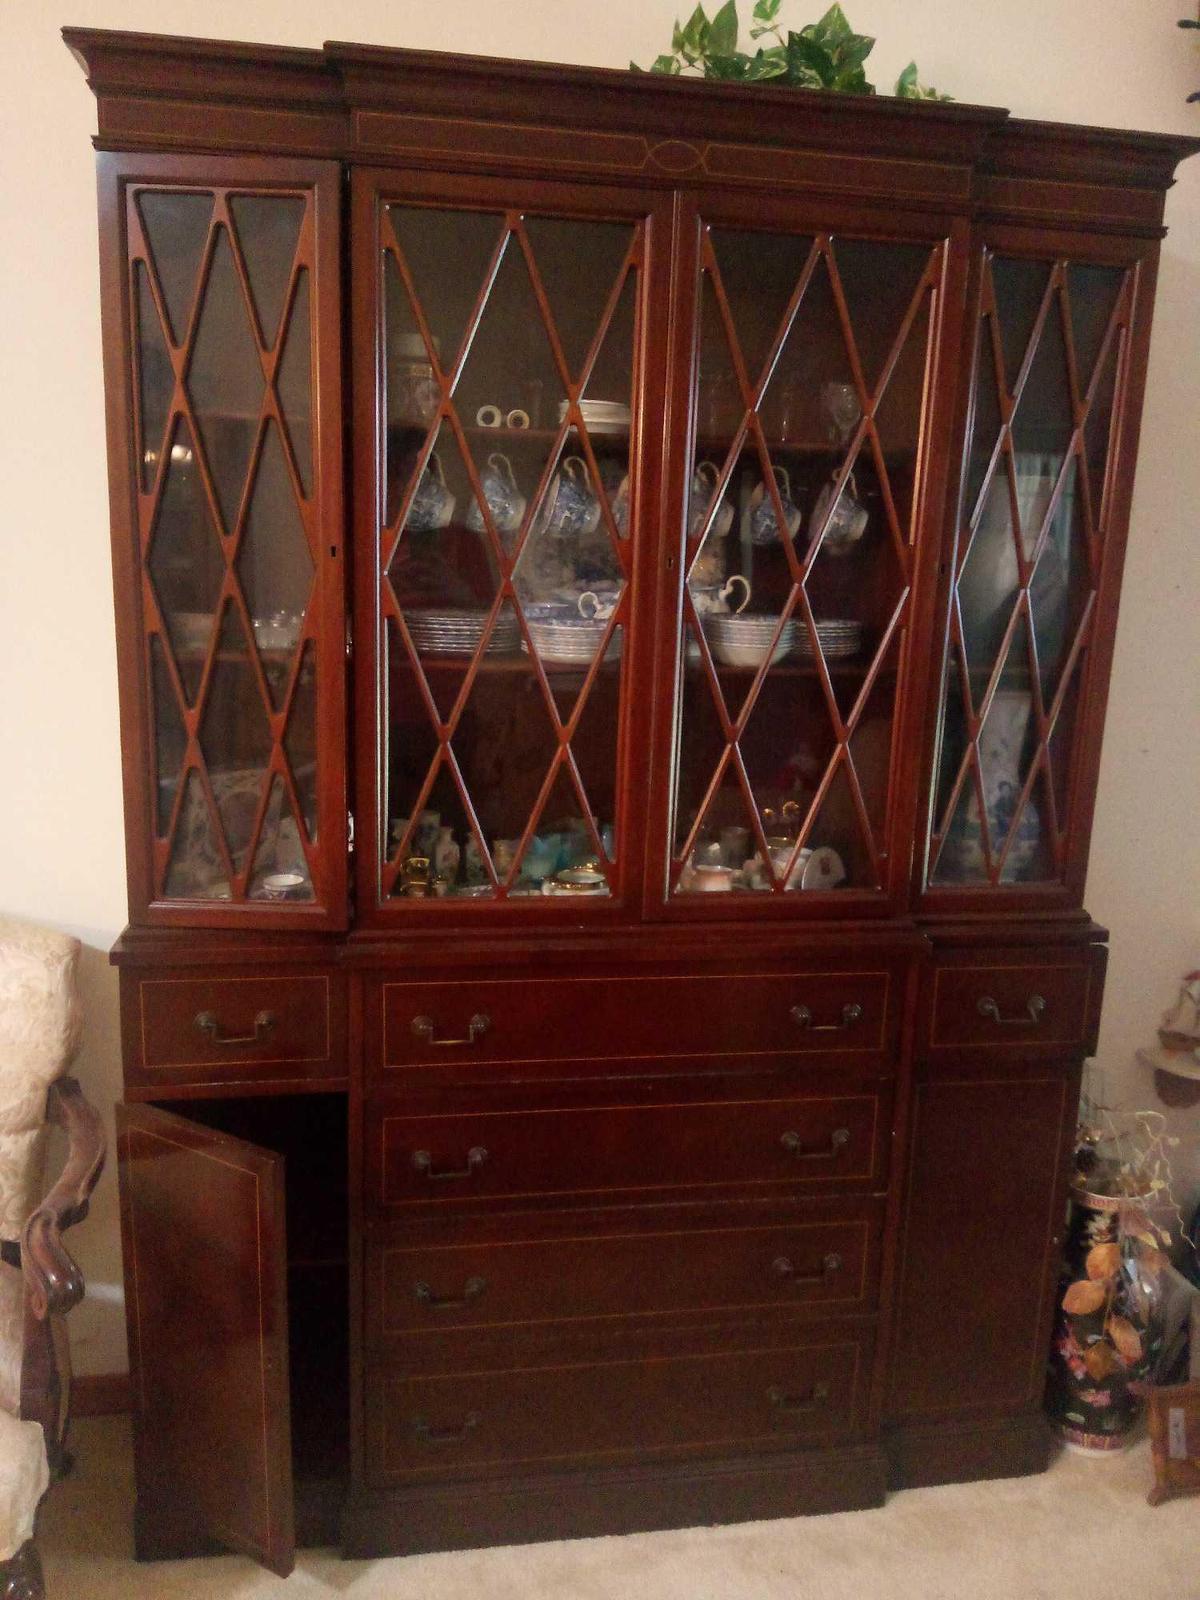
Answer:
[{"left": 20, "top": 1079, "right": 106, "bottom": 1321}]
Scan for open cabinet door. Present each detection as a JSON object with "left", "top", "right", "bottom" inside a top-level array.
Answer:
[{"left": 117, "top": 1103, "right": 295, "bottom": 1576}]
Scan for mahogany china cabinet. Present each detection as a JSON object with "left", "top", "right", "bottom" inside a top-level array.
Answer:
[{"left": 67, "top": 26, "right": 1198, "bottom": 1573}]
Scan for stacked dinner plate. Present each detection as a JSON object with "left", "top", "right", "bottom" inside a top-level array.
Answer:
[
  {"left": 522, "top": 603, "right": 622, "bottom": 668},
  {"left": 559, "top": 398, "right": 632, "bottom": 436},
  {"left": 790, "top": 619, "right": 866, "bottom": 661},
  {"left": 703, "top": 613, "right": 798, "bottom": 669},
  {"left": 406, "top": 608, "right": 521, "bottom": 657}
]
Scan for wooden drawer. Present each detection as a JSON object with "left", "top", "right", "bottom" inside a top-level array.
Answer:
[
  {"left": 369, "top": 1087, "right": 886, "bottom": 1213},
  {"left": 366, "top": 1334, "right": 867, "bottom": 1483},
  {"left": 368, "top": 1208, "right": 881, "bottom": 1354},
  {"left": 375, "top": 967, "right": 894, "bottom": 1076},
  {"left": 926, "top": 950, "right": 1101, "bottom": 1058},
  {"left": 121, "top": 968, "right": 346, "bottom": 1089}
]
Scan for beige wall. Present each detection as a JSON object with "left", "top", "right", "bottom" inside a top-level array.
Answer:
[{"left": 1, "top": 0, "right": 1197, "bottom": 1377}]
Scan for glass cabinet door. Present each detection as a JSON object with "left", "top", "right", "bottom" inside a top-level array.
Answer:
[
  {"left": 122, "top": 162, "right": 343, "bottom": 918},
  {"left": 670, "top": 220, "right": 944, "bottom": 900},
  {"left": 368, "top": 185, "right": 650, "bottom": 907},
  {"left": 925, "top": 248, "right": 1133, "bottom": 892}
]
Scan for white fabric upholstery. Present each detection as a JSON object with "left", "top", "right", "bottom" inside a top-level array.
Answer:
[
  {"left": 0, "top": 1409, "right": 48, "bottom": 1562},
  {"left": 0, "top": 1269, "right": 23, "bottom": 1419},
  {"left": 0, "top": 915, "right": 84, "bottom": 1499},
  {"left": 0, "top": 919, "right": 81, "bottom": 1244}
]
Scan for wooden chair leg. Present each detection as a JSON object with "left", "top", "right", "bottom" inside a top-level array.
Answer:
[{"left": 0, "top": 1542, "right": 44, "bottom": 1600}]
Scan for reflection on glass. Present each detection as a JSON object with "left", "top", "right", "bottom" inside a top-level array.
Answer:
[
  {"left": 137, "top": 186, "right": 318, "bottom": 902},
  {"left": 380, "top": 205, "right": 638, "bottom": 901},
  {"left": 929, "top": 252, "right": 1129, "bottom": 888},
  {"left": 673, "top": 226, "right": 936, "bottom": 895}
]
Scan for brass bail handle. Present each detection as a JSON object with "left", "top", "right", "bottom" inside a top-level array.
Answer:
[
  {"left": 977, "top": 994, "right": 1046, "bottom": 1026},
  {"left": 194, "top": 1009, "right": 277, "bottom": 1046},
  {"left": 411, "top": 1013, "right": 491, "bottom": 1047}
]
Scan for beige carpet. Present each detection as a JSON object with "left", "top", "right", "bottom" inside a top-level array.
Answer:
[{"left": 40, "top": 1418, "right": 1196, "bottom": 1599}]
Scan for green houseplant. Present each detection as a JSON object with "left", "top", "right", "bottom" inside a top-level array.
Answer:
[{"left": 633, "top": 2, "right": 951, "bottom": 100}]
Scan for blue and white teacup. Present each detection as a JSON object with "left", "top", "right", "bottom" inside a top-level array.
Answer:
[
  {"left": 466, "top": 452, "right": 526, "bottom": 542},
  {"left": 749, "top": 464, "right": 802, "bottom": 547},
  {"left": 543, "top": 456, "right": 602, "bottom": 539},
  {"left": 405, "top": 452, "right": 456, "bottom": 533}
]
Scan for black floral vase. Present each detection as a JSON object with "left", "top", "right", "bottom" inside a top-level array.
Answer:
[{"left": 1045, "top": 1184, "right": 1167, "bottom": 1452}]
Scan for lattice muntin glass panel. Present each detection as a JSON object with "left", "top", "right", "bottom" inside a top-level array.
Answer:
[
  {"left": 671, "top": 225, "right": 942, "bottom": 896},
  {"left": 927, "top": 252, "right": 1131, "bottom": 887},
  {"left": 379, "top": 203, "right": 640, "bottom": 902},
  {"left": 132, "top": 184, "right": 320, "bottom": 903}
]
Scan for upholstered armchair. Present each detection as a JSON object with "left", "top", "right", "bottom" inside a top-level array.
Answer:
[{"left": 0, "top": 919, "right": 105, "bottom": 1600}]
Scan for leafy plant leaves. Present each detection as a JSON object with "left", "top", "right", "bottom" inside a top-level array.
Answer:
[
  {"left": 634, "top": 3, "right": 949, "bottom": 100},
  {"left": 709, "top": 0, "right": 741, "bottom": 57}
]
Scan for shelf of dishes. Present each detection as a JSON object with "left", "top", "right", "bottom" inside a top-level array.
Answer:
[
  {"left": 678, "top": 805, "right": 849, "bottom": 896},
  {"left": 389, "top": 812, "right": 615, "bottom": 899},
  {"left": 162, "top": 610, "right": 308, "bottom": 660},
  {"left": 398, "top": 596, "right": 623, "bottom": 670}
]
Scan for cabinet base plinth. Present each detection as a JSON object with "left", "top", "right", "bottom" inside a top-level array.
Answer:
[
  {"left": 883, "top": 1413, "right": 1054, "bottom": 1490},
  {"left": 341, "top": 1444, "right": 888, "bottom": 1557}
]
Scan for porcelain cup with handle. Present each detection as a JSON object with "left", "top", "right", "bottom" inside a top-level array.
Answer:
[
  {"left": 543, "top": 456, "right": 602, "bottom": 539},
  {"left": 748, "top": 464, "right": 802, "bottom": 547},
  {"left": 688, "top": 460, "right": 735, "bottom": 543},
  {"left": 466, "top": 452, "right": 526, "bottom": 540},
  {"left": 691, "top": 573, "right": 751, "bottom": 619},
  {"left": 406, "top": 452, "right": 456, "bottom": 532}
]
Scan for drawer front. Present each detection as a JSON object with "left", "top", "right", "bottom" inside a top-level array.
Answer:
[
  {"left": 371, "top": 1090, "right": 886, "bottom": 1212},
  {"left": 369, "top": 1213, "right": 880, "bottom": 1349},
  {"left": 928, "top": 955, "right": 1098, "bottom": 1055},
  {"left": 376, "top": 968, "right": 893, "bottom": 1074},
  {"left": 123, "top": 969, "right": 345, "bottom": 1087},
  {"left": 366, "top": 1336, "right": 865, "bottom": 1483}
]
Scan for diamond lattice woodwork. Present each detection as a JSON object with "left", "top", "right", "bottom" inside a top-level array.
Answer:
[
  {"left": 672, "top": 226, "right": 943, "bottom": 895},
  {"left": 129, "top": 182, "right": 323, "bottom": 905},
  {"left": 378, "top": 202, "right": 643, "bottom": 902},
  {"left": 927, "top": 252, "right": 1132, "bottom": 887}
]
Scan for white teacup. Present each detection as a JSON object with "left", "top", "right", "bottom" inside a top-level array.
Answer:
[{"left": 691, "top": 574, "right": 751, "bottom": 618}]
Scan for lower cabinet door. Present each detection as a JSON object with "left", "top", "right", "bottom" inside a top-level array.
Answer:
[
  {"left": 116, "top": 1103, "right": 295, "bottom": 1577},
  {"left": 886, "top": 1068, "right": 1079, "bottom": 1420}
]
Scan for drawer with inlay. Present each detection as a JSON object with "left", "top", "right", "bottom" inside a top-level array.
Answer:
[
  {"left": 366, "top": 1203, "right": 882, "bottom": 1358},
  {"left": 923, "top": 947, "right": 1104, "bottom": 1063},
  {"left": 367, "top": 1082, "right": 889, "bottom": 1214},
  {"left": 371, "top": 965, "right": 897, "bottom": 1081},
  {"left": 365, "top": 1327, "right": 870, "bottom": 1485},
  {"left": 120, "top": 967, "right": 347, "bottom": 1090}
]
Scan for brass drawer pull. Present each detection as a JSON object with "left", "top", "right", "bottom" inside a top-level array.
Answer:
[
  {"left": 977, "top": 994, "right": 1046, "bottom": 1026},
  {"left": 194, "top": 1009, "right": 276, "bottom": 1047},
  {"left": 767, "top": 1382, "right": 829, "bottom": 1417},
  {"left": 412, "top": 1411, "right": 480, "bottom": 1445},
  {"left": 791, "top": 1002, "right": 863, "bottom": 1032},
  {"left": 414, "top": 1275, "right": 487, "bottom": 1310},
  {"left": 411, "top": 1146, "right": 488, "bottom": 1182},
  {"left": 411, "top": 1013, "right": 491, "bottom": 1047},
  {"left": 771, "top": 1252, "right": 842, "bottom": 1284},
  {"left": 780, "top": 1127, "right": 851, "bottom": 1161}
]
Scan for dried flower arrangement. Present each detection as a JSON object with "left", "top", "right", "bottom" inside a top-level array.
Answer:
[{"left": 1047, "top": 1091, "right": 1191, "bottom": 1449}]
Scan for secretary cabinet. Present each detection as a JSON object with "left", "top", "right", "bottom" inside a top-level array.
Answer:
[{"left": 67, "top": 27, "right": 1197, "bottom": 1572}]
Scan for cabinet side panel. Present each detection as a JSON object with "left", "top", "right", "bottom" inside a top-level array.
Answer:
[{"left": 886, "top": 1068, "right": 1079, "bottom": 1419}]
